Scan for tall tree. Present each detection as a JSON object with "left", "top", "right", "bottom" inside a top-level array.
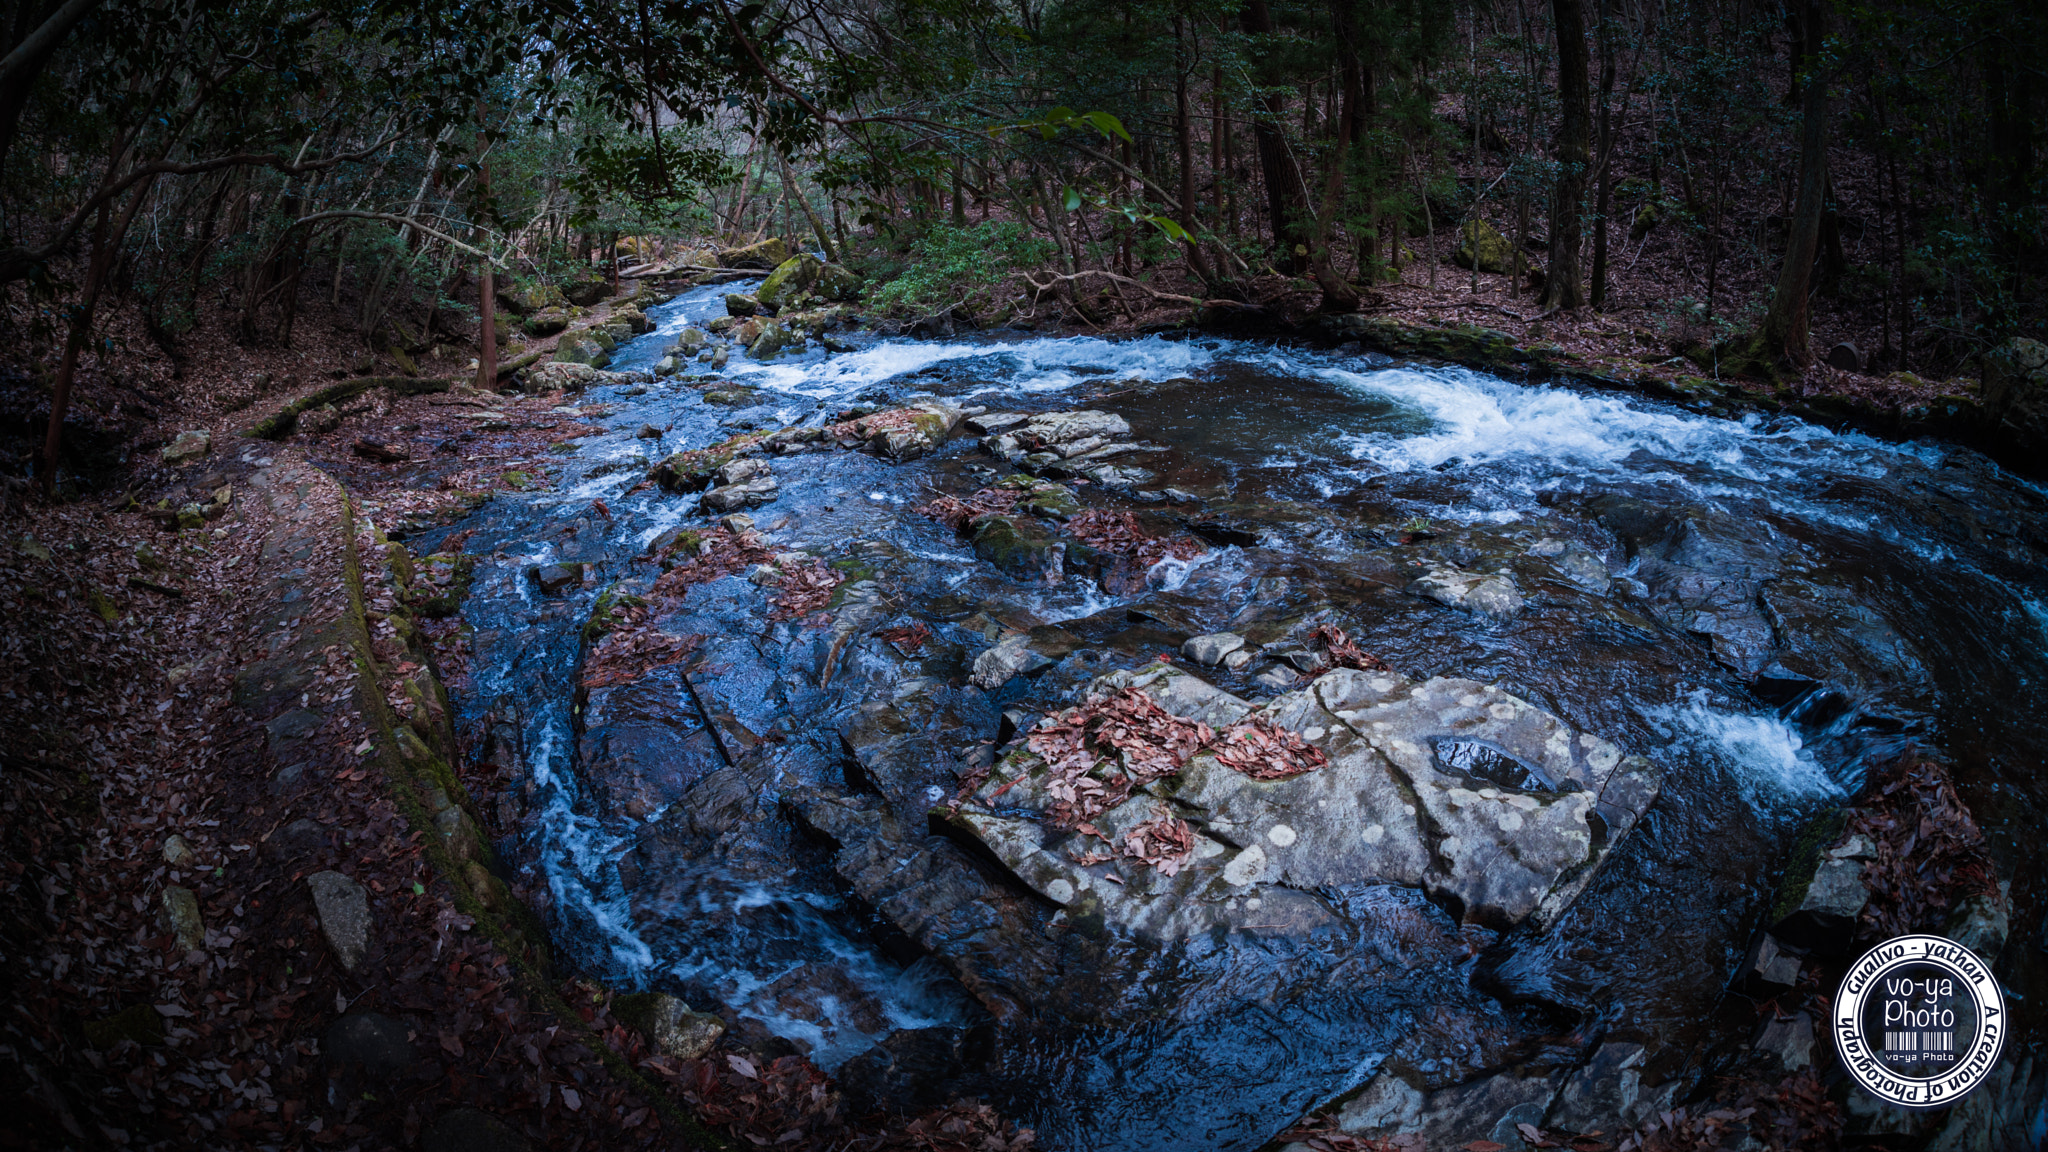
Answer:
[
  {"left": 1540, "top": 0, "right": 1590, "bottom": 309},
  {"left": 1240, "top": 0, "right": 1314, "bottom": 274},
  {"left": 1757, "top": 0, "right": 1830, "bottom": 367}
]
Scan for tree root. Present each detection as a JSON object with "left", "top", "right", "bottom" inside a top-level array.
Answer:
[{"left": 242, "top": 375, "right": 458, "bottom": 439}]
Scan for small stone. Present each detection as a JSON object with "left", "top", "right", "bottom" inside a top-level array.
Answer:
[
  {"left": 713, "top": 457, "right": 770, "bottom": 486},
  {"left": 161, "top": 429, "right": 212, "bottom": 464},
  {"left": 701, "top": 477, "right": 778, "bottom": 512},
  {"left": 161, "top": 834, "right": 195, "bottom": 866},
  {"left": 636, "top": 423, "right": 661, "bottom": 438},
  {"left": 531, "top": 563, "right": 585, "bottom": 595},
  {"left": 1251, "top": 665, "right": 1298, "bottom": 693},
  {"left": 1755, "top": 1011, "right": 1814, "bottom": 1070},
  {"left": 160, "top": 886, "right": 204, "bottom": 951},
  {"left": 964, "top": 412, "right": 1030, "bottom": 435},
  {"left": 612, "top": 992, "right": 726, "bottom": 1060},
  {"left": 1181, "top": 632, "right": 1246, "bottom": 666},
  {"left": 718, "top": 514, "right": 756, "bottom": 534},
  {"left": 307, "top": 870, "right": 371, "bottom": 972},
  {"left": 324, "top": 1012, "right": 415, "bottom": 1080},
  {"left": 1742, "top": 932, "right": 1804, "bottom": 990},
  {"left": 971, "top": 633, "right": 1056, "bottom": 690},
  {"left": 724, "top": 293, "right": 759, "bottom": 317},
  {"left": 1222, "top": 648, "right": 1253, "bottom": 671}
]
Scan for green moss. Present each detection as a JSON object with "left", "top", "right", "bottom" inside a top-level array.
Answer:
[
  {"left": 502, "top": 471, "right": 530, "bottom": 489},
  {"left": 1769, "top": 807, "right": 1850, "bottom": 925}
]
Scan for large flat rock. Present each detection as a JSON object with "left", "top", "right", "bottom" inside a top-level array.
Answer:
[{"left": 948, "top": 662, "right": 1661, "bottom": 938}]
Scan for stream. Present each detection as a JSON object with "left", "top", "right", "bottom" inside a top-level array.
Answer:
[{"left": 411, "top": 279, "right": 2048, "bottom": 1150}]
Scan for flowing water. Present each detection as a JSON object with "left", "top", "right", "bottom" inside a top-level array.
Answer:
[{"left": 412, "top": 280, "right": 2048, "bottom": 1150}]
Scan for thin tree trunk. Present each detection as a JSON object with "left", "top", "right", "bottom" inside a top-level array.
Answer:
[
  {"left": 779, "top": 153, "right": 838, "bottom": 262},
  {"left": 1541, "top": 0, "right": 1591, "bottom": 309},
  {"left": 1241, "top": 0, "right": 1313, "bottom": 273},
  {"left": 1590, "top": 0, "right": 1616, "bottom": 306},
  {"left": 1174, "top": 20, "right": 1220, "bottom": 287},
  {"left": 476, "top": 153, "right": 496, "bottom": 391},
  {"left": 43, "top": 174, "right": 153, "bottom": 493},
  {"left": 1759, "top": 0, "right": 1829, "bottom": 368}
]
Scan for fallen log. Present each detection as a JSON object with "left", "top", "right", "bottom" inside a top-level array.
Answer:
[{"left": 241, "top": 376, "right": 456, "bottom": 440}]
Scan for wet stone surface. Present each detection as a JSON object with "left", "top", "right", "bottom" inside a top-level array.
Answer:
[{"left": 413, "top": 282, "right": 2048, "bottom": 1151}]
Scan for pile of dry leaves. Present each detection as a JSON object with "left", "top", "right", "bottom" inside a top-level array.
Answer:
[
  {"left": 1026, "top": 687, "right": 1216, "bottom": 830},
  {"left": 1211, "top": 718, "right": 1330, "bottom": 780},
  {"left": 914, "top": 488, "right": 1024, "bottom": 532},
  {"left": 1309, "top": 623, "right": 1391, "bottom": 672},
  {"left": 1844, "top": 753, "right": 2000, "bottom": 942},
  {"left": 875, "top": 623, "right": 932, "bottom": 655},
  {"left": 582, "top": 602, "right": 703, "bottom": 691},
  {"left": 766, "top": 559, "right": 845, "bottom": 623},
  {"left": 1063, "top": 509, "right": 1206, "bottom": 591},
  {"left": 825, "top": 408, "right": 922, "bottom": 444}
]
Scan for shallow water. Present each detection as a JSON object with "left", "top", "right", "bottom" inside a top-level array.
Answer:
[{"left": 416, "top": 281, "right": 2048, "bottom": 1150}]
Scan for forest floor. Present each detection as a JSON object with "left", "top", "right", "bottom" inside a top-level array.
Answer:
[{"left": 0, "top": 229, "right": 1998, "bottom": 1151}]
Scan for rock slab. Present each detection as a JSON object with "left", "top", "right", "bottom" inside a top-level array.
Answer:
[{"left": 307, "top": 870, "right": 370, "bottom": 972}]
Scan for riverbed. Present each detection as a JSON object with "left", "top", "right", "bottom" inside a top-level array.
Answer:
[{"left": 410, "top": 280, "right": 2048, "bottom": 1150}]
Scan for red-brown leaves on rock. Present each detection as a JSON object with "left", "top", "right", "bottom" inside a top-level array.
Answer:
[
  {"left": 1122, "top": 807, "right": 1197, "bottom": 876},
  {"left": 875, "top": 622, "right": 932, "bottom": 654},
  {"left": 647, "top": 525, "right": 775, "bottom": 596},
  {"left": 1615, "top": 1069, "right": 1838, "bottom": 1152},
  {"left": 1026, "top": 688, "right": 1213, "bottom": 831},
  {"left": 1309, "top": 623, "right": 1389, "bottom": 672},
  {"left": 914, "top": 488, "right": 1022, "bottom": 532},
  {"left": 583, "top": 605, "right": 701, "bottom": 689},
  {"left": 1846, "top": 753, "right": 2000, "bottom": 943},
  {"left": 826, "top": 407, "right": 919, "bottom": 442},
  {"left": 1063, "top": 509, "right": 1206, "bottom": 591},
  {"left": 767, "top": 558, "right": 844, "bottom": 622},
  {"left": 1212, "top": 717, "right": 1330, "bottom": 780}
]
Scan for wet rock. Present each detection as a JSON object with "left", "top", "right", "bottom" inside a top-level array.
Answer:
[
  {"left": 1739, "top": 932, "right": 1805, "bottom": 992},
  {"left": 611, "top": 992, "right": 725, "bottom": 1060},
  {"left": 307, "top": 870, "right": 370, "bottom": 972},
  {"left": 552, "top": 333, "right": 611, "bottom": 368},
  {"left": 1336, "top": 1067, "right": 1557, "bottom": 1146},
  {"left": 1769, "top": 822, "right": 1871, "bottom": 953},
  {"left": 677, "top": 326, "right": 708, "bottom": 351},
  {"left": 1251, "top": 664, "right": 1300, "bottom": 693},
  {"left": 1755, "top": 1010, "right": 1814, "bottom": 1071},
  {"left": 949, "top": 662, "right": 1660, "bottom": 939},
  {"left": 1410, "top": 567, "right": 1524, "bottom": 618},
  {"left": 161, "top": 429, "right": 211, "bottom": 464},
  {"left": 531, "top": 563, "right": 586, "bottom": 595},
  {"left": 747, "top": 318, "right": 800, "bottom": 359},
  {"left": 971, "top": 516, "right": 1066, "bottom": 583},
  {"left": 831, "top": 404, "right": 965, "bottom": 460},
  {"left": 160, "top": 886, "right": 204, "bottom": 951},
  {"left": 635, "top": 423, "right": 662, "bottom": 439},
  {"left": 1527, "top": 537, "right": 1610, "bottom": 592},
  {"left": 836, "top": 1026, "right": 983, "bottom": 1111},
  {"left": 986, "top": 409, "right": 1133, "bottom": 466},
  {"left": 971, "top": 632, "right": 1057, "bottom": 690},
  {"left": 965, "top": 412, "right": 1029, "bottom": 435},
  {"left": 713, "top": 458, "right": 770, "bottom": 486},
  {"left": 702, "top": 477, "right": 779, "bottom": 512},
  {"left": 719, "top": 236, "right": 791, "bottom": 270},
  {"left": 1547, "top": 1041, "right": 1677, "bottom": 1134},
  {"left": 756, "top": 254, "right": 822, "bottom": 308},
  {"left": 718, "top": 513, "right": 755, "bottom": 534},
  {"left": 1181, "top": 632, "right": 1246, "bottom": 666},
  {"left": 324, "top": 1012, "right": 415, "bottom": 1080},
  {"left": 1942, "top": 882, "right": 2010, "bottom": 961},
  {"left": 422, "top": 1109, "right": 529, "bottom": 1152}
]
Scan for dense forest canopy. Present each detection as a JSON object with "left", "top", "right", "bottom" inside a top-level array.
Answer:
[{"left": 2, "top": 0, "right": 2041, "bottom": 442}]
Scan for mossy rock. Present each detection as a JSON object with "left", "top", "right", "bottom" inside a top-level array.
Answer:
[
  {"left": 1768, "top": 807, "right": 1851, "bottom": 926},
  {"left": 757, "top": 254, "right": 823, "bottom": 308},
  {"left": 719, "top": 236, "right": 792, "bottom": 270},
  {"left": 701, "top": 386, "right": 759, "bottom": 406},
  {"left": 552, "top": 335, "right": 611, "bottom": 369},
  {"left": 409, "top": 553, "right": 477, "bottom": 618},
  {"left": 502, "top": 471, "right": 531, "bottom": 489},
  {"left": 971, "top": 516, "right": 1066, "bottom": 582},
  {"left": 647, "top": 432, "right": 767, "bottom": 493},
  {"left": 1452, "top": 219, "right": 1513, "bottom": 273}
]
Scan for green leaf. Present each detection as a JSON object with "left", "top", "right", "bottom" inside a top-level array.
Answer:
[
  {"left": 412, "top": 882, "right": 426, "bottom": 895},
  {"left": 1063, "top": 186, "right": 1083, "bottom": 212},
  {"left": 1081, "top": 110, "right": 1132, "bottom": 142},
  {"left": 1148, "top": 215, "right": 1189, "bottom": 242}
]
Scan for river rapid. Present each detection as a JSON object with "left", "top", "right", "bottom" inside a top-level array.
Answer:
[{"left": 409, "top": 280, "right": 2048, "bottom": 1150}]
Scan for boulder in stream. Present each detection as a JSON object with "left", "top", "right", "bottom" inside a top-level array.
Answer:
[
  {"left": 718, "top": 236, "right": 791, "bottom": 270},
  {"left": 946, "top": 660, "right": 1660, "bottom": 942},
  {"left": 827, "top": 403, "right": 966, "bottom": 461}
]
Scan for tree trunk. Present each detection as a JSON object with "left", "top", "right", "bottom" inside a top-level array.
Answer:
[
  {"left": 1240, "top": 0, "right": 1313, "bottom": 273},
  {"left": 1589, "top": 0, "right": 1616, "bottom": 306},
  {"left": 1759, "top": 0, "right": 1829, "bottom": 368},
  {"left": 1541, "top": 0, "right": 1591, "bottom": 309},
  {"left": 1307, "top": 2, "right": 1366, "bottom": 312},
  {"left": 1174, "top": 21, "right": 1220, "bottom": 287},
  {"left": 42, "top": 174, "right": 152, "bottom": 493},
  {"left": 779, "top": 153, "right": 838, "bottom": 262}
]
